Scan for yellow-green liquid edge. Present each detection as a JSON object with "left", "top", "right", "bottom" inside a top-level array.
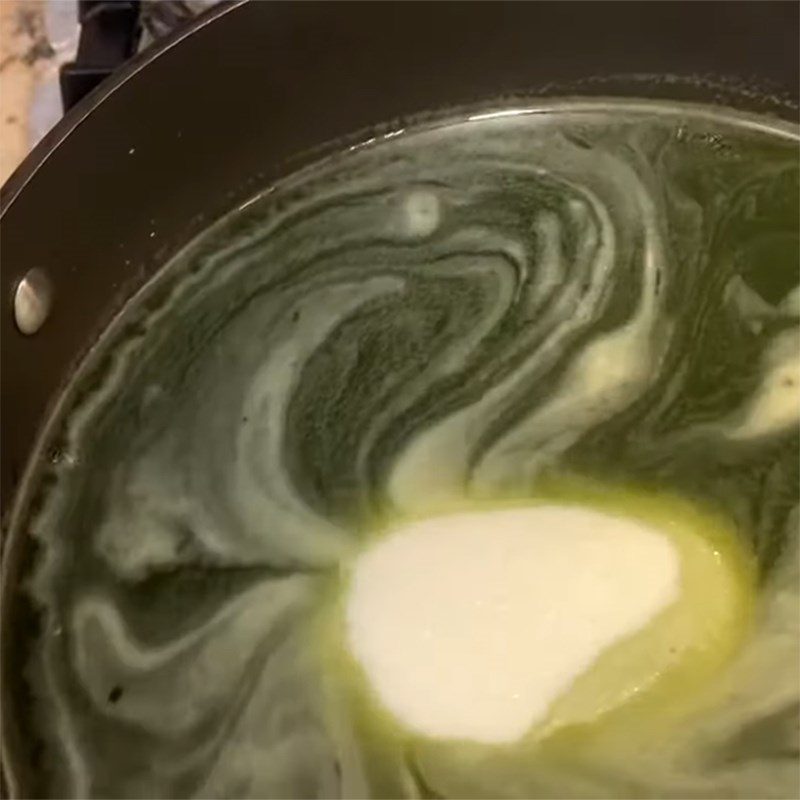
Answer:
[{"left": 310, "top": 475, "right": 756, "bottom": 796}]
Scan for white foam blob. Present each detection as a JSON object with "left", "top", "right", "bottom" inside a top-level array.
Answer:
[
  {"left": 346, "top": 506, "right": 680, "bottom": 744},
  {"left": 399, "top": 190, "right": 441, "bottom": 238}
]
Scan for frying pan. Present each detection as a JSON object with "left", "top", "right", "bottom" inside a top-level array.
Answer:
[{"left": 1, "top": 1, "right": 798, "bottom": 796}]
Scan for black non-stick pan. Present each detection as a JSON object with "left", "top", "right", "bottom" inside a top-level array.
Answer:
[{"left": 1, "top": 2, "right": 798, "bottom": 796}]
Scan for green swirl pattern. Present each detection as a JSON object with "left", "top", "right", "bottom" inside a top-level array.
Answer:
[{"left": 20, "top": 102, "right": 799, "bottom": 798}]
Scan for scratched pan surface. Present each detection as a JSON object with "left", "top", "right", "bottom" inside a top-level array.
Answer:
[{"left": 1, "top": 3, "right": 798, "bottom": 798}]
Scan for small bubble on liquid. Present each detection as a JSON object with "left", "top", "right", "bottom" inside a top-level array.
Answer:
[{"left": 401, "top": 190, "right": 441, "bottom": 238}]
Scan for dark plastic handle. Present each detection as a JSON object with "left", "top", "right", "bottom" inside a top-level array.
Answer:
[{"left": 59, "top": 0, "right": 142, "bottom": 112}]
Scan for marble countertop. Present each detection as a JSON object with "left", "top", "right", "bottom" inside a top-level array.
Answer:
[{"left": 0, "top": 0, "right": 70, "bottom": 185}]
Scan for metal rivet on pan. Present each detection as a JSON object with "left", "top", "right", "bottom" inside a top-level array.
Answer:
[{"left": 14, "top": 268, "right": 53, "bottom": 335}]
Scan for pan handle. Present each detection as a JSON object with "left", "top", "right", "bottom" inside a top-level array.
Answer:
[{"left": 59, "top": 0, "right": 142, "bottom": 112}]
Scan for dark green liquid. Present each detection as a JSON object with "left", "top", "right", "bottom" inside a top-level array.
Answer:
[{"left": 15, "top": 102, "right": 799, "bottom": 798}]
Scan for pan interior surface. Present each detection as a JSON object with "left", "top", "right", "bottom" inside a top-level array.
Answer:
[{"left": 4, "top": 101, "right": 799, "bottom": 799}]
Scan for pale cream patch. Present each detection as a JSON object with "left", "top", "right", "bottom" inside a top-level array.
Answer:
[
  {"left": 729, "top": 329, "right": 800, "bottom": 440},
  {"left": 779, "top": 286, "right": 800, "bottom": 317},
  {"left": 346, "top": 506, "right": 680, "bottom": 744}
]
